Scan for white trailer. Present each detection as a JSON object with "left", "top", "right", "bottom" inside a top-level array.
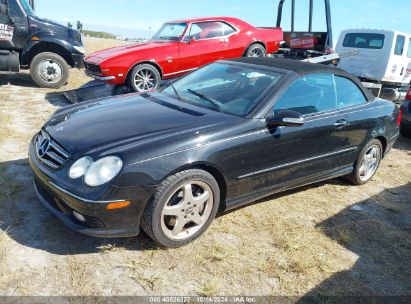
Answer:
[{"left": 335, "top": 29, "right": 411, "bottom": 101}]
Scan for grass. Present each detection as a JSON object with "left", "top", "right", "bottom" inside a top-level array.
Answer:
[
  {"left": 198, "top": 280, "right": 219, "bottom": 296},
  {"left": 0, "top": 112, "right": 13, "bottom": 142},
  {"left": 336, "top": 229, "right": 352, "bottom": 245},
  {"left": 205, "top": 242, "right": 233, "bottom": 262},
  {"left": 97, "top": 243, "right": 119, "bottom": 253}
]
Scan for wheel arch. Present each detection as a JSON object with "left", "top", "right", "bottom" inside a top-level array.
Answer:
[
  {"left": 126, "top": 60, "right": 164, "bottom": 84},
  {"left": 167, "top": 162, "right": 228, "bottom": 212},
  {"left": 22, "top": 41, "right": 74, "bottom": 67},
  {"left": 374, "top": 135, "right": 387, "bottom": 156},
  {"left": 243, "top": 41, "right": 267, "bottom": 57}
]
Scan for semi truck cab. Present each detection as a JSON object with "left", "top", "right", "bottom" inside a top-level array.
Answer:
[{"left": 0, "top": 0, "right": 85, "bottom": 88}]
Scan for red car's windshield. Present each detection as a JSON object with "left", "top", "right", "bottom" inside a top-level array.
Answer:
[{"left": 152, "top": 23, "right": 187, "bottom": 42}]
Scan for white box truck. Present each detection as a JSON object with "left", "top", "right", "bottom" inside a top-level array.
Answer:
[{"left": 335, "top": 29, "right": 411, "bottom": 101}]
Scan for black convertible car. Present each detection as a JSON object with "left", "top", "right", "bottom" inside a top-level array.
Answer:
[{"left": 30, "top": 58, "right": 401, "bottom": 247}]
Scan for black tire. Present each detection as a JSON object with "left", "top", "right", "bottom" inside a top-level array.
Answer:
[
  {"left": 346, "top": 139, "right": 383, "bottom": 185},
  {"left": 30, "top": 52, "right": 69, "bottom": 89},
  {"left": 141, "top": 169, "right": 220, "bottom": 248},
  {"left": 400, "top": 125, "right": 411, "bottom": 138},
  {"left": 128, "top": 64, "right": 161, "bottom": 92},
  {"left": 245, "top": 44, "right": 267, "bottom": 58}
]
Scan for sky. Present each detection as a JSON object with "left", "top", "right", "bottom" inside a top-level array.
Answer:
[{"left": 36, "top": 0, "right": 411, "bottom": 44}]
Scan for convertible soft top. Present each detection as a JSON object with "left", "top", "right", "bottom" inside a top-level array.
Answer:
[{"left": 226, "top": 57, "right": 375, "bottom": 101}]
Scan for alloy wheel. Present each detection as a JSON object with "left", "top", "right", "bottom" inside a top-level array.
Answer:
[
  {"left": 160, "top": 181, "right": 214, "bottom": 240},
  {"left": 359, "top": 145, "right": 380, "bottom": 182},
  {"left": 248, "top": 48, "right": 264, "bottom": 57},
  {"left": 134, "top": 68, "right": 156, "bottom": 92}
]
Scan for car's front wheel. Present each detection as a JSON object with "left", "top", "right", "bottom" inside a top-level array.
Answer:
[
  {"left": 141, "top": 169, "right": 220, "bottom": 248},
  {"left": 128, "top": 64, "right": 161, "bottom": 92},
  {"left": 347, "top": 139, "right": 383, "bottom": 185}
]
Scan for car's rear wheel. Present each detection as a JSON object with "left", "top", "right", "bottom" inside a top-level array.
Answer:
[
  {"left": 128, "top": 64, "right": 161, "bottom": 92},
  {"left": 30, "top": 52, "right": 69, "bottom": 89},
  {"left": 141, "top": 169, "right": 220, "bottom": 248},
  {"left": 245, "top": 44, "right": 267, "bottom": 58},
  {"left": 347, "top": 139, "right": 383, "bottom": 185}
]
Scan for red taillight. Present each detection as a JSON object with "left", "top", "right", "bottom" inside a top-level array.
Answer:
[
  {"left": 406, "top": 86, "right": 411, "bottom": 101},
  {"left": 397, "top": 108, "right": 403, "bottom": 126}
]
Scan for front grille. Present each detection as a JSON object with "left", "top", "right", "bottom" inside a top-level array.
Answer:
[
  {"left": 84, "top": 62, "right": 101, "bottom": 74},
  {"left": 35, "top": 130, "right": 70, "bottom": 170}
]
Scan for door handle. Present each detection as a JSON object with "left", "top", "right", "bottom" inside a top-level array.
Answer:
[
  {"left": 219, "top": 38, "right": 228, "bottom": 43},
  {"left": 334, "top": 119, "right": 348, "bottom": 128}
]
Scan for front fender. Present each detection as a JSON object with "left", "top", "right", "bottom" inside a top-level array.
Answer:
[{"left": 21, "top": 33, "right": 83, "bottom": 66}]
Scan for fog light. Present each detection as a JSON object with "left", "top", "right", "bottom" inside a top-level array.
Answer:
[{"left": 73, "top": 211, "right": 86, "bottom": 223}]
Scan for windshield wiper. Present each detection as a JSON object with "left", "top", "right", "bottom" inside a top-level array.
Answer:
[
  {"left": 169, "top": 83, "right": 181, "bottom": 101},
  {"left": 186, "top": 89, "right": 222, "bottom": 112}
]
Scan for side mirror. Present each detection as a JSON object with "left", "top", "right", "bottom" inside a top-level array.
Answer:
[{"left": 266, "top": 110, "right": 304, "bottom": 128}]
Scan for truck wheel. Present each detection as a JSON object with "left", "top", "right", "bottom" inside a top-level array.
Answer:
[
  {"left": 245, "top": 44, "right": 267, "bottom": 58},
  {"left": 128, "top": 64, "right": 161, "bottom": 92},
  {"left": 141, "top": 169, "right": 220, "bottom": 248},
  {"left": 30, "top": 52, "right": 69, "bottom": 89}
]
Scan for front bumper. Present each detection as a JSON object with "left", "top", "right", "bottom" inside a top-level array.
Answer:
[
  {"left": 72, "top": 53, "right": 85, "bottom": 69},
  {"left": 85, "top": 70, "right": 116, "bottom": 81},
  {"left": 29, "top": 138, "right": 145, "bottom": 238}
]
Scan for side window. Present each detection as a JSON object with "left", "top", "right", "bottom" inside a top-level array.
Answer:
[
  {"left": 394, "top": 35, "right": 405, "bottom": 56},
  {"left": 220, "top": 22, "right": 236, "bottom": 36},
  {"left": 408, "top": 38, "right": 411, "bottom": 58},
  {"left": 335, "top": 76, "right": 367, "bottom": 109},
  {"left": 189, "top": 21, "right": 236, "bottom": 40},
  {"left": 273, "top": 74, "right": 337, "bottom": 115},
  {"left": 8, "top": 0, "right": 24, "bottom": 19}
]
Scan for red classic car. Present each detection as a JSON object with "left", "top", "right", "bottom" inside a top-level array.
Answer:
[{"left": 84, "top": 17, "right": 283, "bottom": 92}]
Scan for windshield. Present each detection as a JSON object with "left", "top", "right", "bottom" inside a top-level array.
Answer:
[
  {"left": 152, "top": 23, "right": 187, "bottom": 42},
  {"left": 20, "top": 0, "right": 36, "bottom": 16},
  {"left": 161, "top": 63, "right": 282, "bottom": 117}
]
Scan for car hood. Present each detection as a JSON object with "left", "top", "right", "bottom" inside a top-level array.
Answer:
[
  {"left": 85, "top": 41, "right": 176, "bottom": 63},
  {"left": 44, "top": 93, "right": 234, "bottom": 159}
]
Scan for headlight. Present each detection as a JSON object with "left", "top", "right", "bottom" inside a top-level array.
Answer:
[
  {"left": 68, "top": 156, "right": 123, "bottom": 187},
  {"left": 69, "top": 156, "right": 93, "bottom": 179},
  {"left": 84, "top": 156, "right": 123, "bottom": 187},
  {"left": 74, "top": 46, "right": 86, "bottom": 54}
]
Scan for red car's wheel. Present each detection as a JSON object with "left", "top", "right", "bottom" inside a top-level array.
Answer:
[
  {"left": 128, "top": 64, "right": 161, "bottom": 92},
  {"left": 245, "top": 44, "right": 267, "bottom": 58}
]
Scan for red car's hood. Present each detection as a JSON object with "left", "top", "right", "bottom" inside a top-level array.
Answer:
[{"left": 85, "top": 41, "right": 176, "bottom": 63}]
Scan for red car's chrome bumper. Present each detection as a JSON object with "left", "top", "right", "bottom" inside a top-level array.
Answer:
[{"left": 85, "top": 70, "right": 116, "bottom": 81}]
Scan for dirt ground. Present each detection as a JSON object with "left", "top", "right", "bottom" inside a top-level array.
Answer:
[{"left": 0, "top": 37, "right": 410, "bottom": 299}]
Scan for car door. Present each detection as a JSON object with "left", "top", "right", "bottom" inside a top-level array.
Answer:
[
  {"left": 232, "top": 74, "right": 352, "bottom": 197},
  {"left": 334, "top": 75, "right": 374, "bottom": 167},
  {"left": 178, "top": 21, "right": 234, "bottom": 72},
  {"left": 5, "top": 0, "right": 28, "bottom": 50}
]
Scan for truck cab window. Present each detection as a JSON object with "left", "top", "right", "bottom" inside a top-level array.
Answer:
[
  {"left": 342, "top": 33, "right": 385, "bottom": 49},
  {"left": 8, "top": 0, "right": 25, "bottom": 19},
  {"left": 394, "top": 35, "right": 405, "bottom": 56}
]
